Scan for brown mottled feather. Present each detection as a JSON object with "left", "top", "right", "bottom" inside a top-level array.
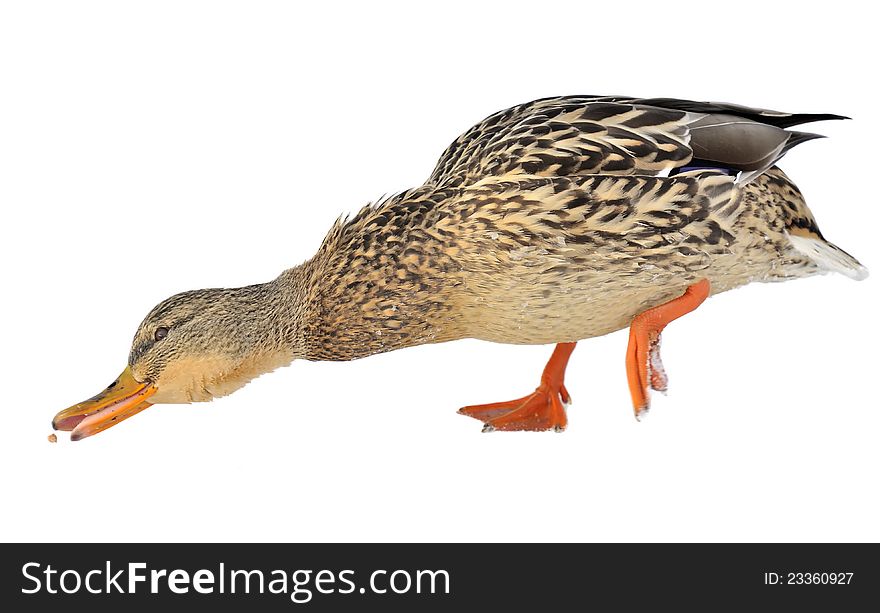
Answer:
[{"left": 429, "top": 97, "right": 692, "bottom": 186}]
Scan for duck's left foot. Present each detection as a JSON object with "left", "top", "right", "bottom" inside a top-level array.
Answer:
[
  {"left": 458, "top": 342, "right": 576, "bottom": 432},
  {"left": 460, "top": 384, "right": 569, "bottom": 432},
  {"left": 626, "top": 279, "right": 711, "bottom": 418}
]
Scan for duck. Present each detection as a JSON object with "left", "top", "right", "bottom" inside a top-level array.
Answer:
[{"left": 52, "top": 95, "right": 868, "bottom": 440}]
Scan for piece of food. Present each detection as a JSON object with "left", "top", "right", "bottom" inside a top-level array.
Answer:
[{"left": 47, "top": 433, "right": 57, "bottom": 443}]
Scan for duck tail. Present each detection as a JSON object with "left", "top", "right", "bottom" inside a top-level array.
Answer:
[
  {"left": 787, "top": 231, "right": 869, "bottom": 281},
  {"left": 760, "top": 168, "right": 869, "bottom": 281}
]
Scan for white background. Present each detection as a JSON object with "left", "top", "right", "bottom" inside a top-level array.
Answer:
[{"left": 1, "top": 1, "right": 878, "bottom": 543}]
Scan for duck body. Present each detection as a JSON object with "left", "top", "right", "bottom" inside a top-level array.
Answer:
[
  {"left": 296, "top": 96, "right": 865, "bottom": 359},
  {"left": 52, "top": 95, "right": 868, "bottom": 439}
]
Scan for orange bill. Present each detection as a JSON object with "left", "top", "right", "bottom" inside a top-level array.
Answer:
[{"left": 52, "top": 366, "right": 157, "bottom": 441}]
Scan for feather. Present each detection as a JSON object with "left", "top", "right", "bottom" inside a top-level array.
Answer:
[
  {"left": 787, "top": 233, "right": 869, "bottom": 280},
  {"left": 428, "top": 95, "right": 842, "bottom": 189}
]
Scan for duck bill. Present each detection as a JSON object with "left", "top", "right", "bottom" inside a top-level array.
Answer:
[{"left": 52, "top": 366, "right": 157, "bottom": 441}]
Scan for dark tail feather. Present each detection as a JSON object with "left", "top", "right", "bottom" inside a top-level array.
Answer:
[
  {"left": 782, "top": 131, "right": 825, "bottom": 154},
  {"left": 632, "top": 97, "right": 849, "bottom": 129},
  {"left": 774, "top": 113, "right": 850, "bottom": 129}
]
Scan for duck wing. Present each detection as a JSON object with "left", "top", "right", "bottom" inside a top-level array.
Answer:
[{"left": 428, "top": 96, "right": 846, "bottom": 188}]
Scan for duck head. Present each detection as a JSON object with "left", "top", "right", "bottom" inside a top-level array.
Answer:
[{"left": 52, "top": 281, "right": 298, "bottom": 441}]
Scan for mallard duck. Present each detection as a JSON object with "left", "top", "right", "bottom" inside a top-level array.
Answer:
[{"left": 52, "top": 95, "right": 868, "bottom": 440}]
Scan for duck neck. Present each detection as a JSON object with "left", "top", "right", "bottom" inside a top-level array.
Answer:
[
  {"left": 270, "top": 249, "right": 460, "bottom": 363},
  {"left": 257, "top": 265, "right": 314, "bottom": 361}
]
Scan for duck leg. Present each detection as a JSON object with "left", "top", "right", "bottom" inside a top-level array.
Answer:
[
  {"left": 627, "top": 279, "right": 711, "bottom": 419},
  {"left": 458, "top": 342, "right": 576, "bottom": 432}
]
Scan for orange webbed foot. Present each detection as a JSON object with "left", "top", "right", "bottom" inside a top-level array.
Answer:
[
  {"left": 459, "top": 383, "right": 570, "bottom": 432},
  {"left": 626, "top": 279, "right": 710, "bottom": 419},
  {"left": 458, "top": 343, "right": 576, "bottom": 432}
]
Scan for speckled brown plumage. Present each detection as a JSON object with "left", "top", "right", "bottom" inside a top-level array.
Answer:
[
  {"left": 122, "top": 96, "right": 866, "bottom": 404},
  {"left": 291, "top": 168, "right": 846, "bottom": 359}
]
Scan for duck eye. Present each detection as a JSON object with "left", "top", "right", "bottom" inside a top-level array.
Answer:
[{"left": 154, "top": 327, "right": 169, "bottom": 341}]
